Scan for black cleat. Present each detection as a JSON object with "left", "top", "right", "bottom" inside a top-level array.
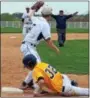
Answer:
[
  {"left": 71, "top": 80, "right": 78, "bottom": 86},
  {"left": 59, "top": 44, "right": 64, "bottom": 47},
  {"left": 28, "top": 79, "right": 34, "bottom": 89},
  {"left": 20, "top": 80, "right": 34, "bottom": 90}
]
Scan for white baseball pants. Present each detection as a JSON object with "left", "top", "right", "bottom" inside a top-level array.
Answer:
[
  {"left": 62, "top": 74, "right": 89, "bottom": 96},
  {"left": 22, "top": 27, "right": 28, "bottom": 38},
  {"left": 20, "top": 41, "right": 41, "bottom": 63}
]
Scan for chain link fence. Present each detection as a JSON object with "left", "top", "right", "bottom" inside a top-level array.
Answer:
[{"left": 1, "top": 21, "right": 88, "bottom": 29}]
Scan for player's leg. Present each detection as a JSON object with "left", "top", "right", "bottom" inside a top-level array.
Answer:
[
  {"left": 62, "top": 74, "right": 71, "bottom": 86},
  {"left": 24, "top": 71, "right": 33, "bottom": 85},
  {"left": 62, "top": 29, "right": 66, "bottom": 43},
  {"left": 58, "top": 33, "right": 63, "bottom": 47},
  {"left": 26, "top": 43, "right": 41, "bottom": 63},
  {"left": 61, "top": 29, "right": 66, "bottom": 46},
  {"left": 20, "top": 42, "right": 41, "bottom": 62},
  {"left": 57, "top": 29, "right": 60, "bottom": 46},
  {"left": 20, "top": 71, "right": 34, "bottom": 90},
  {"left": 22, "top": 27, "right": 27, "bottom": 38},
  {"left": 62, "top": 74, "right": 89, "bottom": 96},
  {"left": 20, "top": 42, "right": 41, "bottom": 89},
  {"left": 70, "top": 86, "right": 89, "bottom": 96},
  {"left": 58, "top": 29, "right": 64, "bottom": 47},
  {"left": 57, "top": 29, "right": 63, "bottom": 47}
]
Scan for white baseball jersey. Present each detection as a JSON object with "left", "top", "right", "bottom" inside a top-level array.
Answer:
[
  {"left": 21, "top": 17, "right": 51, "bottom": 84},
  {"left": 23, "top": 16, "right": 51, "bottom": 45},
  {"left": 22, "top": 12, "right": 32, "bottom": 28}
]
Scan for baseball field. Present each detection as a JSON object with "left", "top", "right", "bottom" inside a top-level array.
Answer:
[{"left": 1, "top": 32, "right": 89, "bottom": 97}]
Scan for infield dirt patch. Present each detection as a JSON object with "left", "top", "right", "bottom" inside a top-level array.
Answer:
[
  {"left": 1, "top": 33, "right": 89, "bottom": 97},
  {"left": 52, "top": 33, "right": 88, "bottom": 40}
]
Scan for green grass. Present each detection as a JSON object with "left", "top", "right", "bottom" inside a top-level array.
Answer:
[
  {"left": 1, "top": 27, "right": 88, "bottom": 33},
  {"left": 51, "top": 28, "right": 88, "bottom": 33},
  {"left": 66, "top": 28, "right": 89, "bottom": 33},
  {"left": 37, "top": 40, "right": 89, "bottom": 74},
  {"left": 1, "top": 27, "right": 22, "bottom": 33}
]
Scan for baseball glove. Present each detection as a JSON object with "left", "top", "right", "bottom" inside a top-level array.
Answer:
[{"left": 31, "top": 0, "right": 44, "bottom": 12}]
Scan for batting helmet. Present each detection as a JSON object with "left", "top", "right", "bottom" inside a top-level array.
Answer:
[{"left": 23, "top": 54, "right": 37, "bottom": 68}]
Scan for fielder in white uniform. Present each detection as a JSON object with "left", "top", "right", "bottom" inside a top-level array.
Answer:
[
  {"left": 22, "top": 7, "right": 33, "bottom": 38},
  {"left": 20, "top": 5, "right": 60, "bottom": 88}
]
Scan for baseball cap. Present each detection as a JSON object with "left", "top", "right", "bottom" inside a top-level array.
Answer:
[
  {"left": 26, "top": 7, "right": 29, "bottom": 9},
  {"left": 41, "top": 5, "right": 52, "bottom": 15},
  {"left": 59, "top": 10, "right": 64, "bottom": 13}
]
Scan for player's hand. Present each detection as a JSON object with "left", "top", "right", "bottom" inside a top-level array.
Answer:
[{"left": 56, "top": 48, "right": 60, "bottom": 54}]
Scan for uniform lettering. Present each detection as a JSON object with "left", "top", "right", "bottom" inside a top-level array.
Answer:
[{"left": 45, "top": 65, "right": 57, "bottom": 79}]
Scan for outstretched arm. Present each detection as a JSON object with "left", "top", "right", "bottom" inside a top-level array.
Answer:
[
  {"left": 66, "top": 11, "right": 78, "bottom": 19},
  {"left": 72, "top": 11, "right": 78, "bottom": 16},
  {"left": 51, "top": 14, "right": 57, "bottom": 19}
]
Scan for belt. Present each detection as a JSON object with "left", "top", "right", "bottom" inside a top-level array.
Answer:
[
  {"left": 62, "top": 86, "right": 65, "bottom": 92},
  {"left": 22, "top": 41, "right": 36, "bottom": 47},
  {"left": 25, "top": 23, "right": 30, "bottom": 24},
  {"left": 62, "top": 76, "right": 65, "bottom": 92}
]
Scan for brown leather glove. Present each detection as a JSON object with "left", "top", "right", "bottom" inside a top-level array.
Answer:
[{"left": 31, "top": 1, "right": 44, "bottom": 12}]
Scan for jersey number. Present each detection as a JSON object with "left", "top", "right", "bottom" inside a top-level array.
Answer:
[{"left": 45, "top": 65, "right": 57, "bottom": 79}]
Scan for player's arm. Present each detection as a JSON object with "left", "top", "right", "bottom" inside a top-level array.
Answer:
[
  {"left": 66, "top": 11, "right": 78, "bottom": 19},
  {"left": 51, "top": 14, "right": 57, "bottom": 19},
  {"left": 33, "top": 78, "right": 55, "bottom": 97},
  {"left": 42, "top": 24, "right": 60, "bottom": 54},
  {"left": 45, "top": 38, "right": 60, "bottom": 54},
  {"left": 21, "top": 13, "right": 25, "bottom": 25},
  {"left": 29, "top": 9, "right": 36, "bottom": 18}
]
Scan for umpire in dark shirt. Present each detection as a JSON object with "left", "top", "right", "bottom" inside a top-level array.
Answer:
[{"left": 52, "top": 10, "right": 78, "bottom": 47}]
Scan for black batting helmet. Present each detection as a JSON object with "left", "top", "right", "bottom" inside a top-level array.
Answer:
[{"left": 23, "top": 54, "right": 37, "bottom": 68}]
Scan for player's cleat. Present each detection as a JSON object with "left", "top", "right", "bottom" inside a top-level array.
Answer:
[
  {"left": 71, "top": 80, "right": 78, "bottom": 86},
  {"left": 40, "top": 90, "right": 49, "bottom": 94},
  {"left": 59, "top": 44, "right": 64, "bottom": 47},
  {"left": 28, "top": 80, "right": 34, "bottom": 89},
  {"left": 20, "top": 80, "right": 34, "bottom": 90}
]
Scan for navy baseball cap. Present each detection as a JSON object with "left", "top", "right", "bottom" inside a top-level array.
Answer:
[
  {"left": 59, "top": 10, "right": 63, "bottom": 12},
  {"left": 23, "top": 54, "right": 37, "bottom": 68}
]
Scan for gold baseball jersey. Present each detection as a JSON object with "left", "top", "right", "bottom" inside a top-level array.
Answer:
[{"left": 32, "top": 62, "right": 63, "bottom": 93}]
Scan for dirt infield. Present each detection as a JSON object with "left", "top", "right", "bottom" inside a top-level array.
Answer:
[
  {"left": 52, "top": 33, "right": 88, "bottom": 40},
  {"left": 1, "top": 33, "right": 89, "bottom": 97}
]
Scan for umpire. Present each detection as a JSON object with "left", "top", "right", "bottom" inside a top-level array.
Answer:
[{"left": 52, "top": 10, "right": 78, "bottom": 47}]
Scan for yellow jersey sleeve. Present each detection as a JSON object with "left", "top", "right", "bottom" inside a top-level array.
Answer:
[{"left": 33, "top": 69, "right": 44, "bottom": 83}]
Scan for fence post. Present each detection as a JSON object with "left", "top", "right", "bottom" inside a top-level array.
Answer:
[
  {"left": 6, "top": 21, "right": 8, "bottom": 27},
  {"left": 79, "top": 22, "right": 82, "bottom": 28}
]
